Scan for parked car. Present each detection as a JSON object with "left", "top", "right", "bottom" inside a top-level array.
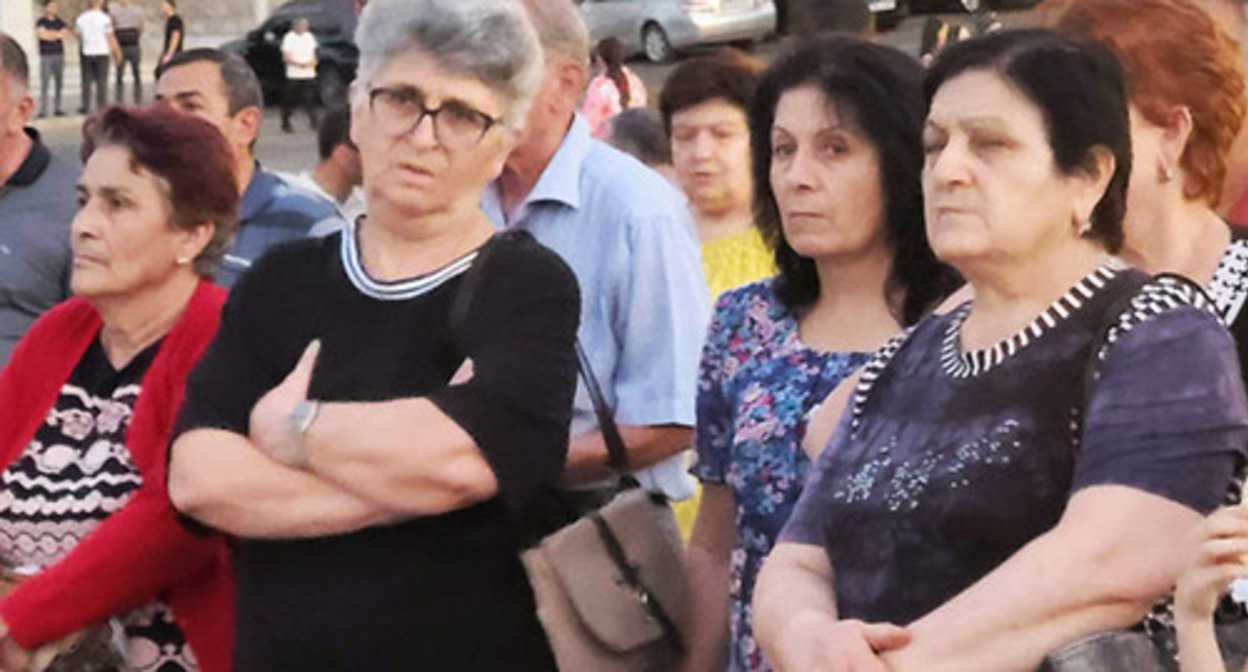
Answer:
[
  {"left": 578, "top": 0, "right": 778, "bottom": 64},
  {"left": 223, "top": 0, "right": 359, "bottom": 108}
]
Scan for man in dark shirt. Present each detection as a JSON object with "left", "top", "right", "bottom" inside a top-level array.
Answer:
[
  {"left": 34, "top": 1, "right": 68, "bottom": 117},
  {"left": 0, "top": 34, "right": 78, "bottom": 367},
  {"left": 158, "top": 0, "right": 183, "bottom": 76}
]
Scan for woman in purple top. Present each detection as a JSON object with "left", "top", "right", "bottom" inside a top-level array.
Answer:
[
  {"left": 753, "top": 30, "right": 1248, "bottom": 671},
  {"left": 681, "top": 36, "right": 959, "bottom": 672}
]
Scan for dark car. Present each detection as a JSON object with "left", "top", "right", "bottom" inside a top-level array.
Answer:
[{"left": 223, "top": 0, "right": 359, "bottom": 108}]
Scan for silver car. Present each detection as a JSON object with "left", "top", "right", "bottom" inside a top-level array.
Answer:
[{"left": 577, "top": 0, "right": 778, "bottom": 64}]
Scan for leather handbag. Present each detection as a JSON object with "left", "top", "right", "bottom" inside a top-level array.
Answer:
[
  {"left": 0, "top": 570, "right": 125, "bottom": 672},
  {"left": 520, "top": 342, "right": 689, "bottom": 671}
]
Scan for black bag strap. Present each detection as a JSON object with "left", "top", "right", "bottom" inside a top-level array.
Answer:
[
  {"left": 589, "top": 505, "right": 685, "bottom": 654},
  {"left": 574, "top": 341, "right": 632, "bottom": 476}
]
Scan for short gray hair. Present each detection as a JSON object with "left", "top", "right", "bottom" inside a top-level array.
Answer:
[
  {"left": 522, "top": 0, "right": 591, "bottom": 65},
  {"left": 354, "top": 0, "right": 544, "bottom": 129}
]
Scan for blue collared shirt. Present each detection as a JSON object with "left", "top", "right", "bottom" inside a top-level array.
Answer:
[
  {"left": 217, "top": 165, "right": 346, "bottom": 289},
  {"left": 484, "top": 115, "right": 710, "bottom": 499}
]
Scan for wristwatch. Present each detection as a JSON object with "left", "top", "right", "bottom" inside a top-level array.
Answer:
[{"left": 281, "top": 399, "right": 321, "bottom": 468}]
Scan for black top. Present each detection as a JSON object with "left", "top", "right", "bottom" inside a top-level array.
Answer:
[
  {"left": 36, "top": 17, "right": 66, "bottom": 56},
  {"left": 782, "top": 265, "right": 1248, "bottom": 624},
  {"left": 162, "top": 15, "right": 183, "bottom": 57},
  {"left": 175, "top": 230, "right": 580, "bottom": 670}
]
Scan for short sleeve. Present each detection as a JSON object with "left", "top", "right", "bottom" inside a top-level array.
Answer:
[
  {"left": 428, "top": 237, "right": 581, "bottom": 513},
  {"left": 1074, "top": 307, "right": 1248, "bottom": 513},
  {"left": 611, "top": 211, "right": 710, "bottom": 428},
  {"left": 692, "top": 291, "right": 743, "bottom": 484},
  {"left": 173, "top": 261, "right": 285, "bottom": 440}
]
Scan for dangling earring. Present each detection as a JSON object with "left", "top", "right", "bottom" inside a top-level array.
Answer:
[
  {"left": 1160, "top": 164, "right": 1175, "bottom": 183},
  {"left": 1073, "top": 213, "right": 1093, "bottom": 237}
]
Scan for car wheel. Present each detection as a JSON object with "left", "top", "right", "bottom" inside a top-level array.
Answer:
[{"left": 642, "top": 23, "right": 674, "bottom": 64}]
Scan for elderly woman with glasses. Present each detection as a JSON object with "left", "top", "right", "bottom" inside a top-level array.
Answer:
[{"left": 166, "top": 0, "right": 581, "bottom": 670}]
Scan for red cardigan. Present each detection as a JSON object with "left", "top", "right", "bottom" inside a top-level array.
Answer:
[{"left": 0, "top": 281, "right": 234, "bottom": 672}]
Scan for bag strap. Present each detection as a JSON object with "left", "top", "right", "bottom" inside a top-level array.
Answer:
[
  {"left": 589, "top": 505, "right": 685, "bottom": 654},
  {"left": 574, "top": 341, "right": 631, "bottom": 475}
]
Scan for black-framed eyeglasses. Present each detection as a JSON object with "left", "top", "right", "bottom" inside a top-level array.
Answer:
[{"left": 367, "top": 85, "right": 501, "bottom": 150}]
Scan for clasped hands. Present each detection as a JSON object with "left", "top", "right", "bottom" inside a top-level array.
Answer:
[{"left": 773, "top": 611, "right": 910, "bottom": 672}]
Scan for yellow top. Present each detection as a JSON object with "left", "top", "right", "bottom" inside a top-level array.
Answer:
[{"left": 699, "top": 226, "right": 776, "bottom": 303}]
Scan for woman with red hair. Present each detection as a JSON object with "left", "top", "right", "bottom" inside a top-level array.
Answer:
[
  {"left": 0, "top": 104, "right": 238, "bottom": 671},
  {"left": 1047, "top": 1, "right": 1248, "bottom": 669}
]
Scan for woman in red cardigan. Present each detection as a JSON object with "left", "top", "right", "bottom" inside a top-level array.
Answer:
[{"left": 0, "top": 105, "right": 237, "bottom": 671}]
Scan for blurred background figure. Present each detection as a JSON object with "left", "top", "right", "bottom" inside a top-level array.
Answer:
[
  {"left": 582, "top": 37, "right": 647, "bottom": 138},
  {"left": 659, "top": 49, "right": 772, "bottom": 303},
  {"left": 604, "top": 107, "right": 675, "bottom": 181},
  {"left": 785, "top": 0, "right": 873, "bottom": 38},
  {"left": 279, "top": 104, "right": 365, "bottom": 228},
  {"left": 158, "top": 0, "right": 185, "bottom": 76},
  {"left": 280, "top": 17, "right": 319, "bottom": 133},
  {"left": 35, "top": 1, "right": 69, "bottom": 118},
  {"left": 75, "top": 0, "right": 118, "bottom": 114},
  {"left": 0, "top": 104, "right": 238, "bottom": 672},
  {"left": 110, "top": 0, "right": 145, "bottom": 105}
]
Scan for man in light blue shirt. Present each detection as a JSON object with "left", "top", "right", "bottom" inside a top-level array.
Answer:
[{"left": 485, "top": 0, "right": 709, "bottom": 501}]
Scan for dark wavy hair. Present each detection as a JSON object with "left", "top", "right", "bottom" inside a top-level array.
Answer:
[
  {"left": 925, "top": 29, "right": 1132, "bottom": 252},
  {"left": 751, "top": 35, "right": 961, "bottom": 325}
]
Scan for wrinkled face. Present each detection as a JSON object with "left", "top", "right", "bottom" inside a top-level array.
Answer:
[
  {"left": 72, "top": 145, "right": 199, "bottom": 300},
  {"left": 351, "top": 49, "right": 512, "bottom": 221},
  {"left": 156, "top": 62, "right": 249, "bottom": 159},
  {"left": 0, "top": 75, "right": 32, "bottom": 144},
  {"left": 670, "top": 98, "right": 753, "bottom": 219},
  {"left": 769, "top": 85, "right": 887, "bottom": 262},
  {"left": 922, "top": 69, "right": 1087, "bottom": 267}
]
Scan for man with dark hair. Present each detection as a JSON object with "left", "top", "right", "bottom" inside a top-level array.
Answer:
[
  {"left": 0, "top": 33, "right": 79, "bottom": 366},
  {"left": 156, "top": 48, "right": 345, "bottom": 288},
  {"left": 75, "top": 0, "right": 119, "bottom": 114},
  {"left": 35, "top": 1, "right": 69, "bottom": 118},
  {"left": 158, "top": 0, "right": 184, "bottom": 74},
  {"left": 279, "top": 105, "right": 364, "bottom": 228}
]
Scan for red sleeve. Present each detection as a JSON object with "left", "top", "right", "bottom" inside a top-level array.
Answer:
[{"left": 0, "top": 484, "right": 223, "bottom": 648}]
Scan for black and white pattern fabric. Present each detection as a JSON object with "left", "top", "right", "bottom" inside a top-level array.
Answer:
[
  {"left": 1210, "top": 234, "right": 1248, "bottom": 327},
  {"left": 0, "top": 339, "right": 195, "bottom": 671}
]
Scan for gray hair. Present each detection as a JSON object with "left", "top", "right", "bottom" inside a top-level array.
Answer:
[
  {"left": 521, "top": 0, "right": 591, "bottom": 66},
  {"left": 0, "top": 33, "right": 29, "bottom": 93},
  {"left": 355, "top": 0, "right": 544, "bottom": 129}
]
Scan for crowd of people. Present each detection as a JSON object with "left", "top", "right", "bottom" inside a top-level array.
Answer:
[{"left": 3, "top": 0, "right": 1248, "bottom": 670}]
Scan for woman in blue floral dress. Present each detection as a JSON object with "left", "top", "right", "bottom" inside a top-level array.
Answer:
[{"left": 681, "top": 36, "right": 961, "bottom": 672}]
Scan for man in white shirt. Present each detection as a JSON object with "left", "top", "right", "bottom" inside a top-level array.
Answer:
[
  {"left": 279, "top": 18, "right": 319, "bottom": 133},
  {"left": 74, "top": 0, "right": 118, "bottom": 113}
]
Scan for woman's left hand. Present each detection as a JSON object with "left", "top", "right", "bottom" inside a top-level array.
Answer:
[{"left": 249, "top": 340, "right": 321, "bottom": 468}]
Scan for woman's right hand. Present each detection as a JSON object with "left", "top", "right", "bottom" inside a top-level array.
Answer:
[
  {"left": 771, "top": 610, "right": 909, "bottom": 672},
  {"left": 1175, "top": 504, "right": 1248, "bottom": 622}
]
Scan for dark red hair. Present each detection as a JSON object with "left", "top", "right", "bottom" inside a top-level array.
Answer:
[
  {"left": 1044, "top": 0, "right": 1246, "bottom": 207},
  {"left": 84, "top": 105, "right": 239, "bottom": 277}
]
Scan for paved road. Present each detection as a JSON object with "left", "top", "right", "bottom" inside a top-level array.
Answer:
[{"left": 33, "top": 7, "right": 1034, "bottom": 175}]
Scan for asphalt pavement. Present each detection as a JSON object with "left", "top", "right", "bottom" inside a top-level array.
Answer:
[{"left": 32, "top": 7, "right": 1035, "bottom": 175}]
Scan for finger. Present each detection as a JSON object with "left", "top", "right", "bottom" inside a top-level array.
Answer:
[
  {"left": 1200, "top": 537, "right": 1248, "bottom": 564},
  {"left": 1203, "top": 507, "right": 1248, "bottom": 539},
  {"left": 861, "top": 622, "right": 911, "bottom": 652},
  {"left": 281, "top": 339, "right": 321, "bottom": 394}
]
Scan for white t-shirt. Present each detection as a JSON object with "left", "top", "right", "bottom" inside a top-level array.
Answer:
[
  {"left": 75, "top": 10, "right": 113, "bottom": 57},
  {"left": 281, "top": 31, "right": 318, "bottom": 80}
]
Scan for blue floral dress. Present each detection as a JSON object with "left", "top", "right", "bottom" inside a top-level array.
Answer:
[{"left": 692, "top": 279, "right": 870, "bottom": 672}]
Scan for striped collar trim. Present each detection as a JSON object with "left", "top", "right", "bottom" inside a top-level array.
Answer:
[
  {"left": 339, "top": 227, "right": 478, "bottom": 301},
  {"left": 1209, "top": 237, "right": 1248, "bottom": 326},
  {"left": 941, "top": 259, "right": 1125, "bottom": 379}
]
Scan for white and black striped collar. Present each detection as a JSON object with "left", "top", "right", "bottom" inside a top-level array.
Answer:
[
  {"left": 941, "top": 260, "right": 1125, "bottom": 379},
  {"left": 339, "top": 227, "right": 479, "bottom": 301},
  {"left": 1209, "top": 237, "right": 1248, "bottom": 326}
]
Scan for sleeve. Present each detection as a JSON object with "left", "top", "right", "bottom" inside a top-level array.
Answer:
[
  {"left": 611, "top": 207, "right": 711, "bottom": 429},
  {"left": 1074, "top": 307, "right": 1248, "bottom": 514},
  {"left": 173, "top": 267, "right": 283, "bottom": 443},
  {"left": 428, "top": 240, "right": 581, "bottom": 513},
  {"left": 691, "top": 291, "right": 743, "bottom": 485}
]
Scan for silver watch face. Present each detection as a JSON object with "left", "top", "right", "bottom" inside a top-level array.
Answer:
[{"left": 291, "top": 399, "right": 319, "bottom": 433}]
